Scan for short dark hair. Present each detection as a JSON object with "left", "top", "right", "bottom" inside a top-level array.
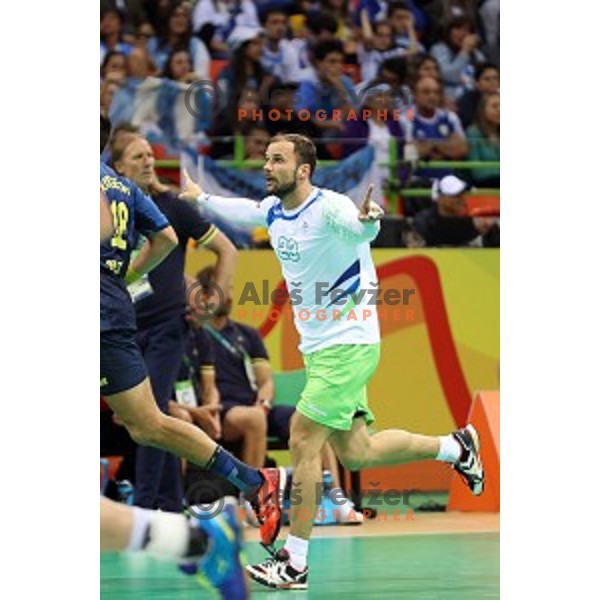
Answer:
[
  {"left": 260, "top": 7, "right": 288, "bottom": 25},
  {"left": 313, "top": 39, "right": 344, "bottom": 62},
  {"left": 379, "top": 56, "right": 408, "bottom": 82},
  {"left": 475, "top": 62, "right": 499, "bottom": 81},
  {"left": 306, "top": 11, "right": 337, "bottom": 35},
  {"left": 101, "top": 50, "right": 125, "bottom": 78},
  {"left": 270, "top": 134, "right": 317, "bottom": 177},
  {"left": 101, "top": 114, "right": 112, "bottom": 154},
  {"left": 387, "top": 1, "right": 410, "bottom": 17}
]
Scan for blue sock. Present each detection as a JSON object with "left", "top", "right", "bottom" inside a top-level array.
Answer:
[{"left": 206, "top": 446, "right": 263, "bottom": 496}]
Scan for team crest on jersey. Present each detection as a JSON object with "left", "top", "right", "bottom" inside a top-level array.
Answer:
[
  {"left": 276, "top": 236, "right": 300, "bottom": 262},
  {"left": 438, "top": 124, "right": 449, "bottom": 136}
]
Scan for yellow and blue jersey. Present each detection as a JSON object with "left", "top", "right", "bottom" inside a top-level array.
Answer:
[
  {"left": 100, "top": 162, "right": 169, "bottom": 333},
  {"left": 100, "top": 162, "right": 169, "bottom": 279}
]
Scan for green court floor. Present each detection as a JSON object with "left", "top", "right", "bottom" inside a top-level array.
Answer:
[{"left": 101, "top": 531, "right": 499, "bottom": 599}]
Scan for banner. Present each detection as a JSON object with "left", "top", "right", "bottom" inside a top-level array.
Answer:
[
  {"left": 109, "top": 77, "right": 212, "bottom": 153},
  {"left": 180, "top": 143, "right": 382, "bottom": 246},
  {"left": 180, "top": 144, "right": 382, "bottom": 242}
]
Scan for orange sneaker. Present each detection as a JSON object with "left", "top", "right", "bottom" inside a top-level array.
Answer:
[{"left": 251, "top": 467, "right": 287, "bottom": 546}]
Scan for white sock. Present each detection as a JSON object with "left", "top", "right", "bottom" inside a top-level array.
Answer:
[
  {"left": 436, "top": 435, "right": 462, "bottom": 464},
  {"left": 127, "top": 506, "right": 152, "bottom": 552},
  {"left": 284, "top": 534, "right": 309, "bottom": 571},
  {"left": 129, "top": 508, "right": 190, "bottom": 560}
]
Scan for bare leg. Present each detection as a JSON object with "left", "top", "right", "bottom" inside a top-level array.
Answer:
[
  {"left": 100, "top": 496, "right": 135, "bottom": 552},
  {"left": 321, "top": 442, "right": 341, "bottom": 489},
  {"left": 288, "top": 412, "right": 332, "bottom": 541},
  {"left": 223, "top": 406, "right": 268, "bottom": 468},
  {"left": 329, "top": 417, "right": 440, "bottom": 472},
  {"left": 104, "top": 378, "right": 218, "bottom": 467}
]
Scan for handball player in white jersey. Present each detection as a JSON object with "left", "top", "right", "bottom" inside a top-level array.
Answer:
[{"left": 180, "top": 133, "right": 485, "bottom": 590}]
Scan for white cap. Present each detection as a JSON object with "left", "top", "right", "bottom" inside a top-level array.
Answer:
[
  {"left": 227, "top": 26, "right": 264, "bottom": 51},
  {"left": 431, "top": 175, "right": 469, "bottom": 201}
]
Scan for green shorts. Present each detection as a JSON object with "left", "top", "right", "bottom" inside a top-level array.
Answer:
[{"left": 296, "top": 344, "right": 381, "bottom": 431}]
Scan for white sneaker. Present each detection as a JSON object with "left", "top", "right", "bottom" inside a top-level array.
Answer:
[{"left": 334, "top": 494, "right": 364, "bottom": 525}]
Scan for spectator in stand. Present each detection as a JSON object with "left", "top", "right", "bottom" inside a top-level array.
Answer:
[
  {"left": 209, "top": 86, "right": 265, "bottom": 159},
  {"left": 358, "top": 21, "right": 408, "bottom": 82},
  {"left": 109, "top": 41, "right": 213, "bottom": 150},
  {"left": 355, "top": 0, "right": 388, "bottom": 25},
  {"left": 430, "top": 15, "right": 486, "bottom": 100},
  {"left": 287, "top": 10, "right": 339, "bottom": 82},
  {"left": 295, "top": 40, "right": 354, "bottom": 140},
  {"left": 212, "top": 123, "right": 271, "bottom": 161},
  {"left": 407, "top": 54, "right": 442, "bottom": 87},
  {"left": 420, "top": 0, "right": 478, "bottom": 47},
  {"left": 356, "top": 0, "right": 428, "bottom": 36},
  {"left": 466, "top": 92, "right": 499, "bottom": 188},
  {"left": 244, "top": 125, "right": 271, "bottom": 160},
  {"left": 218, "top": 26, "right": 272, "bottom": 121},
  {"left": 322, "top": 0, "right": 355, "bottom": 43},
  {"left": 162, "top": 47, "right": 202, "bottom": 83},
  {"left": 360, "top": 55, "right": 410, "bottom": 97},
  {"left": 129, "top": 22, "right": 160, "bottom": 77},
  {"left": 263, "top": 81, "right": 319, "bottom": 139},
  {"left": 147, "top": 0, "right": 210, "bottom": 80},
  {"left": 387, "top": 1, "right": 424, "bottom": 56},
  {"left": 342, "top": 84, "right": 405, "bottom": 207},
  {"left": 193, "top": 0, "right": 260, "bottom": 58},
  {"left": 412, "top": 174, "right": 499, "bottom": 247},
  {"left": 260, "top": 8, "right": 298, "bottom": 83},
  {"left": 457, "top": 62, "right": 499, "bottom": 128},
  {"left": 100, "top": 78, "right": 122, "bottom": 118},
  {"left": 479, "top": 0, "right": 500, "bottom": 66},
  {"left": 101, "top": 51, "right": 128, "bottom": 84},
  {"left": 400, "top": 75, "right": 467, "bottom": 179},
  {"left": 100, "top": 5, "right": 133, "bottom": 64}
]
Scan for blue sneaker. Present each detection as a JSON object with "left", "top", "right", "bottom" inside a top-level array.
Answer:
[{"left": 179, "top": 497, "right": 248, "bottom": 599}]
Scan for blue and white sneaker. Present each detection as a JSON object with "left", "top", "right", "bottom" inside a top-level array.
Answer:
[{"left": 179, "top": 497, "right": 248, "bottom": 600}]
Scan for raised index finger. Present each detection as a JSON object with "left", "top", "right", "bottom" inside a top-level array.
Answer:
[{"left": 361, "top": 184, "right": 375, "bottom": 211}]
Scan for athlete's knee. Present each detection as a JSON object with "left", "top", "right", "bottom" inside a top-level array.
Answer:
[{"left": 289, "top": 416, "right": 323, "bottom": 459}]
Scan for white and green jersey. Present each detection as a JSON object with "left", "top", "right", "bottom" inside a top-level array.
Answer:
[{"left": 197, "top": 187, "right": 381, "bottom": 354}]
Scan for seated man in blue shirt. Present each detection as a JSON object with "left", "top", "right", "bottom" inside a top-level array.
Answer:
[
  {"left": 400, "top": 75, "right": 468, "bottom": 179},
  {"left": 185, "top": 266, "right": 297, "bottom": 464}
]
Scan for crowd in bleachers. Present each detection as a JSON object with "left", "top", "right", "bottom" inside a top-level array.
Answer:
[{"left": 101, "top": 0, "right": 499, "bottom": 247}]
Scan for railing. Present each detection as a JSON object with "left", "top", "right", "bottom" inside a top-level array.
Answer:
[{"left": 154, "top": 135, "right": 499, "bottom": 215}]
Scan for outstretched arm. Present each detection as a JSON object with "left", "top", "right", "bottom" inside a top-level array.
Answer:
[
  {"left": 179, "top": 170, "right": 268, "bottom": 228},
  {"left": 323, "top": 184, "right": 383, "bottom": 243}
]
